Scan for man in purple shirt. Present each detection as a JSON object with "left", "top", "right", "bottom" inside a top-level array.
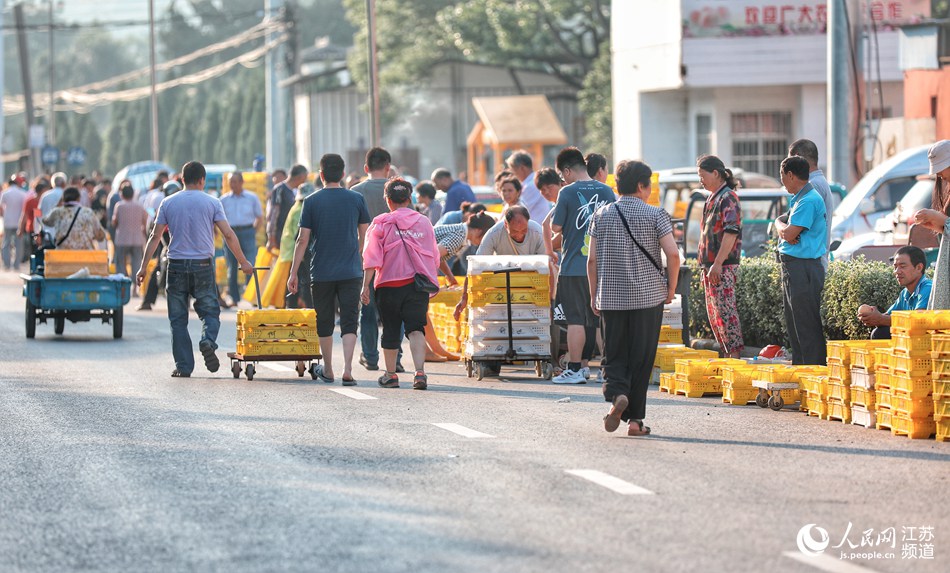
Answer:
[{"left": 432, "top": 168, "right": 475, "bottom": 214}]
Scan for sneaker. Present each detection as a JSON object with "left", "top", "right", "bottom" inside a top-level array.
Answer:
[
  {"left": 595, "top": 368, "right": 606, "bottom": 384},
  {"left": 359, "top": 354, "right": 379, "bottom": 371},
  {"left": 552, "top": 368, "right": 586, "bottom": 385},
  {"left": 412, "top": 371, "right": 428, "bottom": 390},
  {"left": 377, "top": 372, "right": 399, "bottom": 388},
  {"left": 581, "top": 367, "right": 591, "bottom": 380},
  {"left": 171, "top": 369, "right": 191, "bottom": 378},
  {"left": 198, "top": 340, "right": 220, "bottom": 373}
]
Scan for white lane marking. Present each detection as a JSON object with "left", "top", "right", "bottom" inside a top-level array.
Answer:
[
  {"left": 564, "top": 469, "right": 655, "bottom": 495},
  {"left": 432, "top": 423, "right": 495, "bottom": 438},
  {"left": 782, "top": 552, "right": 882, "bottom": 573},
  {"left": 329, "top": 388, "right": 377, "bottom": 400},
  {"left": 258, "top": 362, "right": 295, "bottom": 372}
]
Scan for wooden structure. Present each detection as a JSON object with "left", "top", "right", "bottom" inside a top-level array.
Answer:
[{"left": 466, "top": 95, "right": 568, "bottom": 186}]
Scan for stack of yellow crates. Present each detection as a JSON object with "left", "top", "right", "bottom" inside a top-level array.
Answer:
[
  {"left": 753, "top": 364, "right": 827, "bottom": 409},
  {"left": 671, "top": 358, "right": 745, "bottom": 398},
  {"left": 801, "top": 374, "right": 829, "bottom": 417},
  {"left": 235, "top": 309, "right": 318, "bottom": 356},
  {"left": 826, "top": 341, "right": 860, "bottom": 423},
  {"left": 933, "top": 333, "right": 950, "bottom": 442},
  {"left": 659, "top": 325, "right": 683, "bottom": 344},
  {"left": 654, "top": 347, "right": 717, "bottom": 378},
  {"left": 848, "top": 342, "right": 892, "bottom": 428},
  {"left": 464, "top": 267, "right": 551, "bottom": 359},
  {"left": 722, "top": 364, "right": 759, "bottom": 405},
  {"left": 881, "top": 311, "right": 946, "bottom": 439},
  {"left": 875, "top": 346, "right": 894, "bottom": 431}
]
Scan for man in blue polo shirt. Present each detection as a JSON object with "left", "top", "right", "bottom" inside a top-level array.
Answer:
[
  {"left": 432, "top": 168, "right": 475, "bottom": 214},
  {"left": 775, "top": 155, "right": 828, "bottom": 365},
  {"left": 858, "top": 246, "right": 933, "bottom": 339}
]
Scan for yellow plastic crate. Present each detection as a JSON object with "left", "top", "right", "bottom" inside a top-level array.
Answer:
[
  {"left": 874, "top": 348, "right": 892, "bottom": 370},
  {"left": 237, "top": 325, "right": 317, "bottom": 342},
  {"left": 236, "top": 340, "right": 320, "bottom": 357},
  {"left": 851, "top": 386, "right": 876, "bottom": 408},
  {"left": 659, "top": 326, "right": 683, "bottom": 343},
  {"left": 935, "top": 379, "right": 950, "bottom": 397},
  {"left": 789, "top": 366, "right": 828, "bottom": 381},
  {"left": 673, "top": 375, "right": 722, "bottom": 398},
  {"left": 721, "top": 365, "right": 759, "bottom": 388},
  {"left": 654, "top": 347, "right": 712, "bottom": 371},
  {"left": 469, "top": 272, "right": 549, "bottom": 290},
  {"left": 852, "top": 344, "right": 892, "bottom": 370},
  {"left": 722, "top": 385, "right": 757, "bottom": 405},
  {"left": 891, "top": 413, "right": 935, "bottom": 439},
  {"left": 827, "top": 362, "right": 851, "bottom": 382},
  {"left": 936, "top": 398, "right": 950, "bottom": 421},
  {"left": 756, "top": 365, "right": 795, "bottom": 383},
  {"left": 890, "top": 310, "right": 937, "bottom": 335},
  {"left": 468, "top": 288, "right": 549, "bottom": 307},
  {"left": 890, "top": 391, "right": 933, "bottom": 418},
  {"left": 658, "top": 372, "right": 674, "bottom": 393},
  {"left": 800, "top": 375, "right": 828, "bottom": 396},
  {"left": 889, "top": 373, "right": 932, "bottom": 398},
  {"left": 236, "top": 309, "right": 316, "bottom": 327},
  {"left": 876, "top": 387, "right": 893, "bottom": 410},
  {"left": 932, "top": 358, "right": 950, "bottom": 379},
  {"left": 430, "top": 288, "right": 464, "bottom": 305},
  {"left": 937, "top": 419, "right": 950, "bottom": 442},
  {"left": 876, "top": 408, "right": 894, "bottom": 430},
  {"left": 876, "top": 369, "right": 891, "bottom": 388},
  {"left": 889, "top": 354, "right": 931, "bottom": 377},
  {"left": 807, "top": 393, "right": 828, "bottom": 419},
  {"left": 892, "top": 334, "right": 931, "bottom": 356},
  {"left": 827, "top": 400, "right": 852, "bottom": 423},
  {"left": 674, "top": 358, "right": 744, "bottom": 378},
  {"left": 932, "top": 333, "right": 950, "bottom": 357},
  {"left": 827, "top": 382, "right": 850, "bottom": 403},
  {"left": 44, "top": 249, "right": 110, "bottom": 278}
]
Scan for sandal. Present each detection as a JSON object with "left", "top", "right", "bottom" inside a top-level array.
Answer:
[
  {"left": 315, "top": 365, "right": 334, "bottom": 383},
  {"left": 627, "top": 420, "right": 652, "bottom": 437},
  {"left": 603, "top": 395, "right": 628, "bottom": 433},
  {"left": 377, "top": 372, "right": 399, "bottom": 388},
  {"left": 341, "top": 375, "right": 357, "bottom": 387}
]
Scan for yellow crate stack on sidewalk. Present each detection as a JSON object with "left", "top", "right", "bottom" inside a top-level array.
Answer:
[
  {"left": 235, "top": 308, "right": 318, "bottom": 356},
  {"left": 671, "top": 358, "right": 745, "bottom": 398},
  {"left": 430, "top": 284, "right": 465, "bottom": 354},
  {"left": 824, "top": 340, "right": 884, "bottom": 424},
  {"left": 654, "top": 346, "right": 717, "bottom": 389},
  {"left": 875, "top": 310, "right": 950, "bottom": 439},
  {"left": 931, "top": 333, "right": 950, "bottom": 442},
  {"left": 848, "top": 341, "right": 892, "bottom": 428},
  {"left": 463, "top": 256, "right": 551, "bottom": 361}
]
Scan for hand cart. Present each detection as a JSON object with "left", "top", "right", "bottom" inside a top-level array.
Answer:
[
  {"left": 752, "top": 379, "right": 799, "bottom": 411},
  {"left": 227, "top": 267, "right": 322, "bottom": 381},
  {"left": 21, "top": 253, "right": 131, "bottom": 339},
  {"left": 463, "top": 266, "right": 554, "bottom": 381}
]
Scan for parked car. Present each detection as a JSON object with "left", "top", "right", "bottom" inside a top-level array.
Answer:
[
  {"left": 830, "top": 144, "right": 931, "bottom": 243},
  {"left": 112, "top": 161, "right": 174, "bottom": 197},
  {"left": 658, "top": 167, "right": 782, "bottom": 220},
  {"left": 678, "top": 189, "right": 788, "bottom": 259}
]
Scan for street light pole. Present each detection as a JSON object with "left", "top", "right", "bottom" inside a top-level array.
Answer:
[
  {"left": 366, "top": 0, "right": 381, "bottom": 148},
  {"left": 148, "top": 0, "right": 160, "bottom": 161}
]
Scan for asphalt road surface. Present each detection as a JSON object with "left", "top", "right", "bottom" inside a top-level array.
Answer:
[{"left": 1, "top": 272, "right": 947, "bottom": 573}]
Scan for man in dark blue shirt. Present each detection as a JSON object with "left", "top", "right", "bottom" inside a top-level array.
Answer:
[
  {"left": 432, "top": 168, "right": 475, "bottom": 214},
  {"left": 288, "top": 154, "right": 371, "bottom": 385}
]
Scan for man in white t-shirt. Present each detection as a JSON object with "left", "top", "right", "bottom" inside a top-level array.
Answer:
[
  {"left": 506, "top": 150, "right": 551, "bottom": 223},
  {"left": 0, "top": 174, "right": 28, "bottom": 270}
]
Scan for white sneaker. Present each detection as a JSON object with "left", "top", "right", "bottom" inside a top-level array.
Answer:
[
  {"left": 581, "top": 367, "right": 591, "bottom": 380},
  {"left": 595, "top": 369, "right": 606, "bottom": 383},
  {"left": 552, "top": 368, "right": 586, "bottom": 384}
]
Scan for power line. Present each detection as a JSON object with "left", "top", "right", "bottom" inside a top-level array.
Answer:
[{"left": 0, "top": 8, "right": 274, "bottom": 34}]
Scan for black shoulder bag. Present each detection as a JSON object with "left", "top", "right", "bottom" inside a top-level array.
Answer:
[
  {"left": 394, "top": 224, "right": 439, "bottom": 294},
  {"left": 613, "top": 204, "right": 663, "bottom": 273}
]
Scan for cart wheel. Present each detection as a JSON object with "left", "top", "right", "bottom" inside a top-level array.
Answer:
[
  {"left": 535, "top": 361, "right": 543, "bottom": 377},
  {"left": 25, "top": 300, "right": 36, "bottom": 339},
  {"left": 542, "top": 362, "right": 554, "bottom": 380},
  {"left": 558, "top": 353, "right": 568, "bottom": 370},
  {"left": 476, "top": 362, "right": 485, "bottom": 381},
  {"left": 112, "top": 306, "right": 123, "bottom": 339},
  {"left": 231, "top": 362, "right": 242, "bottom": 379},
  {"left": 295, "top": 361, "right": 306, "bottom": 377},
  {"left": 245, "top": 363, "right": 255, "bottom": 381},
  {"left": 309, "top": 363, "right": 320, "bottom": 380},
  {"left": 755, "top": 390, "right": 769, "bottom": 408},
  {"left": 54, "top": 315, "right": 65, "bottom": 335},
  {"left": 465, "top": 360, "right": 473, "bottom": 378},
  {"left": 768, "top": 394, "right": 785, "bottom": 411}
]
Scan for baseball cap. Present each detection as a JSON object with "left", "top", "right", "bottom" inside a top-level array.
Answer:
[
  {"left": 9, "top": 173, "right": 25, "bottom": 186},
  {"left": 162, "top": 180, "right": 182, "bottom": 195},
  {"left": 929, "top": 140, "right": 950, "bottom": 175}
]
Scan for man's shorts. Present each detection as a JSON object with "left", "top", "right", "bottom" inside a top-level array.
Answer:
[
  {"left": 556, "top": 275, "right": 596, "bottom": 328},
  {"left": 311, "top": 278, "right": 362, "bottom": 337}
]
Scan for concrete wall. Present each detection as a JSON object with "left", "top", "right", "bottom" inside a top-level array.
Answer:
[{"left": 904, "top": 68, "right": 950, "bottom": 139}]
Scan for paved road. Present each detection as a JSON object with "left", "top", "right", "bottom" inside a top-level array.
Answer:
[{"left": 0, "top": 272, "right": 947, "bottom": 573}]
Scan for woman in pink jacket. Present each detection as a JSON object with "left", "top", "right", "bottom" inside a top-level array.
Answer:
[{"left": 361, "top": 178, "right": 440, "bottom": 390}]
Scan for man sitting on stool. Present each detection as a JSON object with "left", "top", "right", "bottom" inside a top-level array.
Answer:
[{"left": 858, "top": 245, "right": 932, "bottom": 339}]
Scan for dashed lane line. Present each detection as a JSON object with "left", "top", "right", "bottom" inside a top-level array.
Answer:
[
  {"left": 328, "top": 388, "right": 378, "bottom": 400},
  {"left": 258, "top": 362, "right": 295, "bottom": 372},
  {"left": 431, "top": 423, "right": 495, "bottom": 438},
  {"left": 782, "top": 552, "right": 882, "bottom": 573},
  {"left": 564, "top": 469, "right": 655, "bottom": 495}
]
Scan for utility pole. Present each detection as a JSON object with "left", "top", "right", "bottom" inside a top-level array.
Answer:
[
  {"left": 0, "top": 0, "right": 6, "bottom": 182},
  {"left": 366, "top": 0, "right": 381, "bottom": 148},
  {"left": 827, "top": 0, "right": 852, "bottom": 186},
  {"left": 47, "top": 0, "right": 54, "bottom": 147},
  {"left": 14, "top": 3, "right": 40, "bottom": 176},
  {"left": 148, "top": 0, "right": 160, "bottom": 161},
  {"left": 265, "top": 0, "right": 288, "bottom": 171}
]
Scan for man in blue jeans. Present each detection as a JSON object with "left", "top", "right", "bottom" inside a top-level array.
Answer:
[
  {"left": 220, "top": 171, "right": 263, "bottom": 307},
  {"left": 136, "top": 161, "right": 253, "bottom": 377}
]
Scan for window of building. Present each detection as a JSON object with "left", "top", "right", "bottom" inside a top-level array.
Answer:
[
  {"left": 731, "top": 111, "right": 792, "bottom": 177},
  {"left": 696, "top": 114, "right": 712, "bottom": 157}
]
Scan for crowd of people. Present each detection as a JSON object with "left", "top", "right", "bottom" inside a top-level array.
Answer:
[{"left": 6, "top": 137, "right": 950, "bottom": 436}]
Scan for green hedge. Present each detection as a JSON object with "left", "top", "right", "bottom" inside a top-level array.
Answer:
[{"left": 686, "top": 257, "right": 902, "bottom": 348}]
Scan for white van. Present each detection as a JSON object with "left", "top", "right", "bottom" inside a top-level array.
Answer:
[{"left": 830, "top": 145, "right": 931, "bottom": 243}]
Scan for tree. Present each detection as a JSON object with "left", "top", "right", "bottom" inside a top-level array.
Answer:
[
  {"left": 197, "top": 97, "right": 223, "bottom": 163},
  {"left": 69, "top": 113, "right": 103, "bottom": 177},
  {"left": 578, "top": 41, "right": 612, "bottom": 159}
]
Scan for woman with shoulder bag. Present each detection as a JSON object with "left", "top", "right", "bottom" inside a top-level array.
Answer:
[{"left": 361, "top": 178, "right": 441, "bottom": 390}]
